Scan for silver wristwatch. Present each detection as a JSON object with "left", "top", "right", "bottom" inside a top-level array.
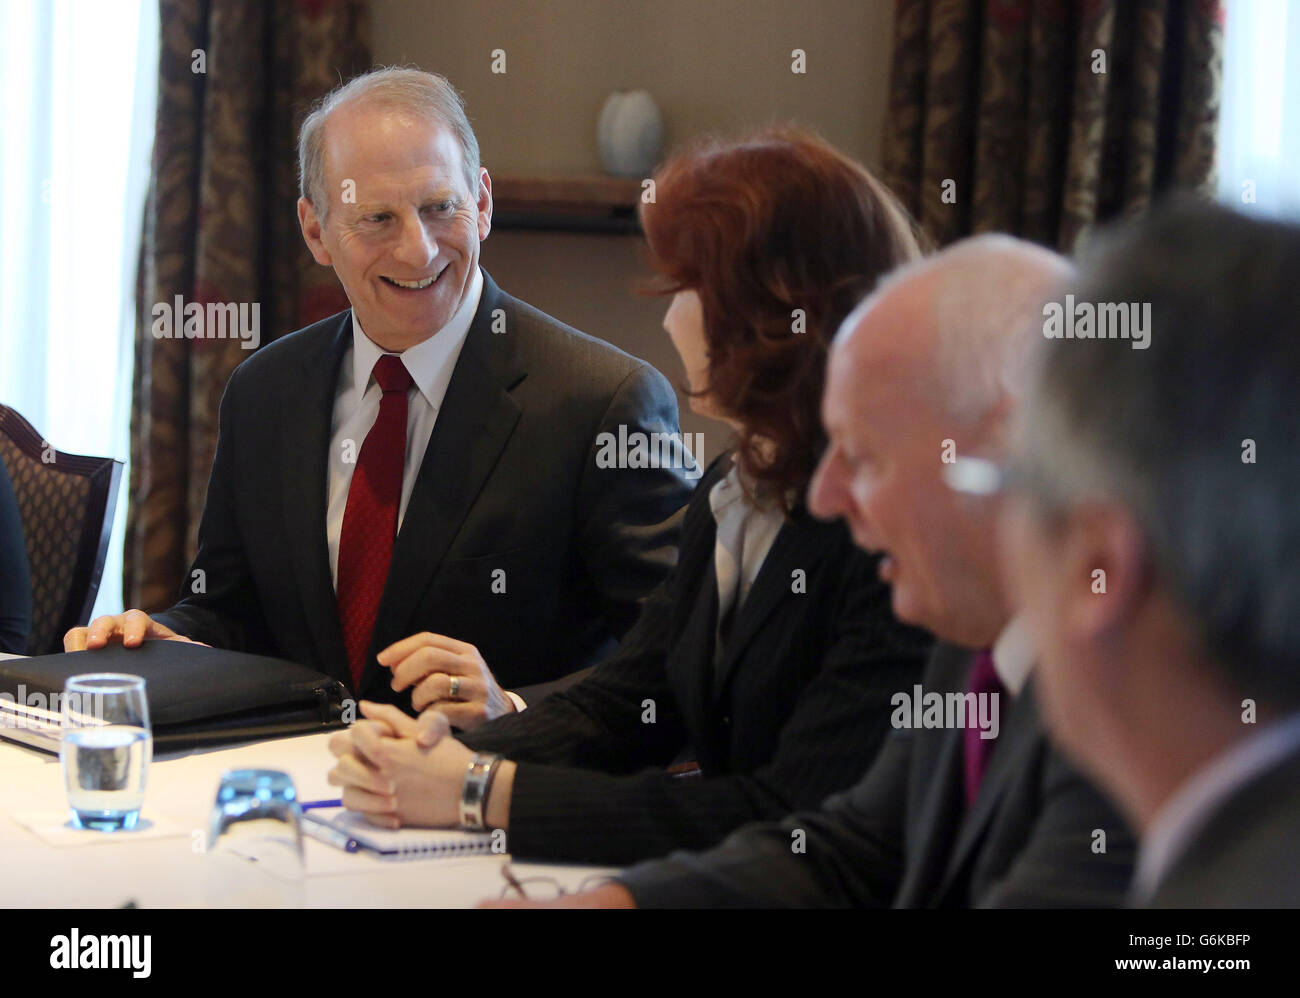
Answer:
[{"left": 460, "top": 752, "right": 502, "bottom": 830}]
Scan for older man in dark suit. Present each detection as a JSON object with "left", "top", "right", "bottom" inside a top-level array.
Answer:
[
  {"left": 64, "top": 68, "right": 692, "bottom": 726},
  {"left": 504, "top": 234, "right": 1136, "bottom": 908},
  {"left": 1002, "top": 202, "right": 1300, "bottom": 908}
]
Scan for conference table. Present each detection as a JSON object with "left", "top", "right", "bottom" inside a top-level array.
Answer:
[{"left": 0, "top": 656, "right": 618, "bottom": 908}]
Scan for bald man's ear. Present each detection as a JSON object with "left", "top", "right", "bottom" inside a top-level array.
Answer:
[
  {"left": 476, "top": 168, "right": 493, "bottom": 242},
  {"left": 298, "top": 197, "right": 332, "bottom": 266},
  {"left": 965, "top": 391, "right": 1017, "bottom": 457},
  {"left": 985, "top": 392, "right": 1017, "bottom": 441}
]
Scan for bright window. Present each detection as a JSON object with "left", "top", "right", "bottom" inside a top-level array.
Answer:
[
  {"left": 0, "top": 0, "right": 159, "bottom": 616},
  {"left": 1218, "top": 0, "right": 1300, "bottom": 218}
]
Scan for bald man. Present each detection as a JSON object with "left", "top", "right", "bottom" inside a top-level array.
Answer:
[{"left": 498, "top": 235, "right": 1136, "bottom": 908}]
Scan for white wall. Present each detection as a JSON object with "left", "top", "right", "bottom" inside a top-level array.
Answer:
[{"left": 371, "top": 0, "right": 896, "bottom": 459}]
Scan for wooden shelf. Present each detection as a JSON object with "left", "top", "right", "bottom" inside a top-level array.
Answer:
[{"left": 491, "top": 173, "right": 644, "bottom": 234}]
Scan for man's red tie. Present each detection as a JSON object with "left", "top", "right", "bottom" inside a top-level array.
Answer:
[
  {"left": 963, "top": 648, "right": 1005, "bottom": 807},
  {"left": 337, "top": 354, "right": 412, "bottom": 690}
]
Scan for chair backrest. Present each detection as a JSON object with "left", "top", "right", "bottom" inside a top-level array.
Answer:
[{"left": 0, "top": 405, "right": 123, "bottom": 654}]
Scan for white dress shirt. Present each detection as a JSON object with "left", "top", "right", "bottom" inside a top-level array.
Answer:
[
  {"left": 709, "top": 462, "right": 786, "bottom": 649},
  {"left": 1131, "top": 709, "right": 1300, "bottom": 903},
  {"left": 991, "top": 616, "right": 1035, "bottom": 697},
  {"left": 326, "top": 267, "right": 482, "bottom": 587}
]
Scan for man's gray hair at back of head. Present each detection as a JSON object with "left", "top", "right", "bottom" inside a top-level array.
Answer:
[
  {"left": 1023, "top": 200, "right": 1300, "bottom": 703},
  {"left": 298, "top": 66, "right": 481, "bottom": 220}
]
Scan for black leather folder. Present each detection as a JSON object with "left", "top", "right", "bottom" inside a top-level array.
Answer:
[{"left": 0, "top": 641, "right": 349, "bottom": 754}]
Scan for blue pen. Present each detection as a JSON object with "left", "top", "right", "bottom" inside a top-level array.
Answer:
[
  {"left": 302, "top": 817, "right": 361, "bottom": 853},
  {"left": 298, "top": 798, "right": 343, "bottom": 811}
]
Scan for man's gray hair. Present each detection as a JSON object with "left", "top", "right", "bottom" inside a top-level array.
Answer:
[
  {"left": 298, "top": 67, "right": 481, "bottom": 219},
  {"left": 1021, "top": 199, "right": 1300, "bottom": 703}
]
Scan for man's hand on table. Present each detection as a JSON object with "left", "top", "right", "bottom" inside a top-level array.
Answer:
[
  {"left": 480, "top": 883, "right": 639, "bottom": 908},
  {"left": 326, "top": 701, "right": 516, "bottom": 830},
  {"left": 378, "top": 632, "right": 518, "bottom": 731},
  {"left": 64, "top": 609, "right": 208, "bottom": 651}
]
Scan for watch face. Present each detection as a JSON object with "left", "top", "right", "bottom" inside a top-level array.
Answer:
[{"left": 460, "top": 754, "right": 501, "bottom": 830}]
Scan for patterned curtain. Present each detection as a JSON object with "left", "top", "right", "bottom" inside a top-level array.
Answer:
[
  {"left": 125, "top": 0, "right": 370, "bottom": 610},
  {"left": 882, "top": 0, "right": 1224, "bottom": 251}
]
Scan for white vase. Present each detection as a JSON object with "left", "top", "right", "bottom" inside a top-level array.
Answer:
[{"left": 597, "top": 90, "right": 664, "bottom": 178}]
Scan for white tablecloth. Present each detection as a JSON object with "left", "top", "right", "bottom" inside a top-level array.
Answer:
[{"left": 0, "top": 728, "right": 616, "bottom": 908}]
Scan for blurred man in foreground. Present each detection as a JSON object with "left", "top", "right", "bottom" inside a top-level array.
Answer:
[{"left": 1002, "top": 201, "right": 1300, "bottom": 907}]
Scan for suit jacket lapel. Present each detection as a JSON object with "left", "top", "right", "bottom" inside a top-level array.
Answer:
[
  {"left": 281, "top": 311, "right": 352, "bottom": 685},
  {"left": 658, "top": 463, "right": 723, "bottom": 763},
  {"left": 709, "top": 512, "right": 832, "bottom": 702},
  {"left": 361, "top": 272, "right": 526, "bottom": 694},
  {"left": 895, "top": 645, "right": 973, "bottom": 906},
  {"left": 667, "top": 555, "right": 721, "bottom": 761},
  {"left": 934, "top": 672, "right": 1043, "bottom": 902}
]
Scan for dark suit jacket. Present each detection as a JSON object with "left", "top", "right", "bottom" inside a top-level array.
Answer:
[
  {"left": 1148, "top": 740, "right": 1300, "bottom": 907},
  {"left": 620, "top": 642, "right": 1136, "bottom": 906},
  {"left": 459, "top": 455, "right": 934, "bottom": 865},
  {"left": 153, "top": 271, "right": 693, "bottom": 703}
]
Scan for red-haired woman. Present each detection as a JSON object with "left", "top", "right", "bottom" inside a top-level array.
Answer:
[{"left": 329, "top": 127, "right": 933, "bottom": 867}]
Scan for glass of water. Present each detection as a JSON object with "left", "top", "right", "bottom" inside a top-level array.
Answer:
[
  {"left": 59, "top": 673, "right": 151, "bottom": 831},
  {"left": 209, "top": 769, "right": 305, "bottom": 886}
]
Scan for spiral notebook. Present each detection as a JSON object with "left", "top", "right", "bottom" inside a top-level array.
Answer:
[{"left": 302, "top": 808, "right": 495, "bottom": 860}]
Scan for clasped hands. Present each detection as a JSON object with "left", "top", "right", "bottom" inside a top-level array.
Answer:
[
  {"left": 326, "top": 701, "right": 488, "bottom": 829},
  {"left": 328, "top": 705, "right": 638, "bottom": 909}
]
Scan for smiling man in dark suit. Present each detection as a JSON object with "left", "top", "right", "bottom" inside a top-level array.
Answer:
[
  {"left": 64, "top": 68, "right": 693, "bottom": 725},
  {"left": 500, "top": 234, "right": 1137, "bottom": 908}
]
